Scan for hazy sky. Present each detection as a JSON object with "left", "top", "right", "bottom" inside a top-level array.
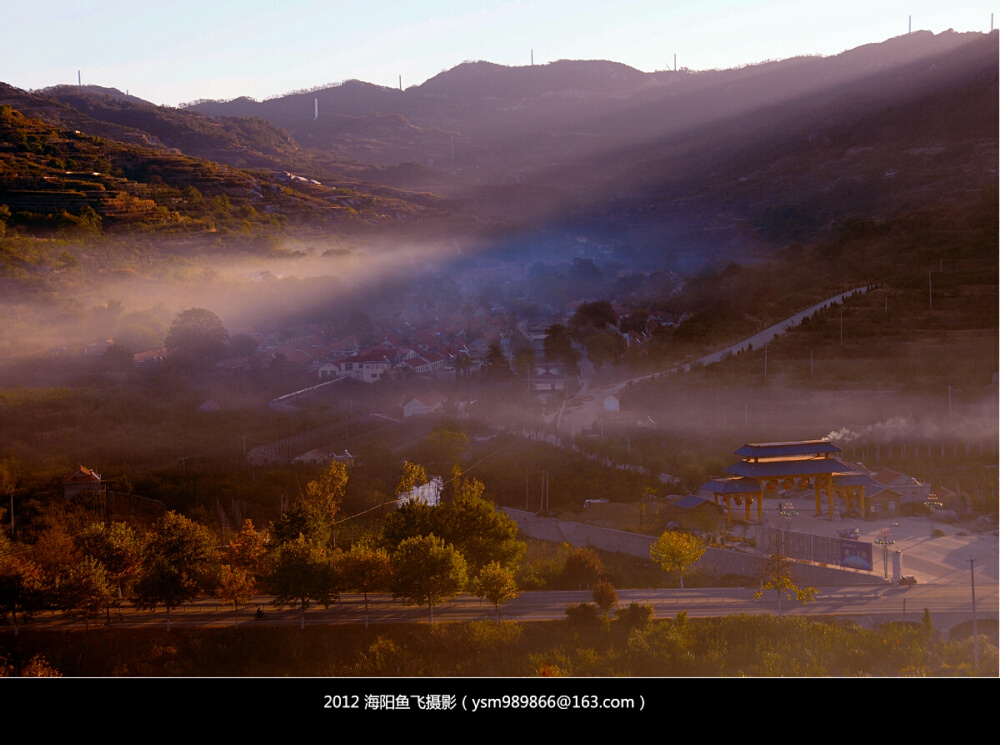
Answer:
[{"left": 6, "top": 0, "right": 995, "bottom": 106}]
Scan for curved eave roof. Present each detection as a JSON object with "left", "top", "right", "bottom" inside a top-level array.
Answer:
[
  {"left": 701, "top": 477, "right": 761, "bottom": 494},
  {"left": 734, "top": 440, "right": 841, "bottom": 458},
  {"left": 724, "top": 458, "right": 854, "bottom": 478},
  {"left": 833, "top": 472, "right": 879, "bottom": 488}
]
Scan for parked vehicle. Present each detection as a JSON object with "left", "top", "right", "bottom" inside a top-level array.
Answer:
[{"left": 837, "top": 527, "right": 861, "bottom": 540}]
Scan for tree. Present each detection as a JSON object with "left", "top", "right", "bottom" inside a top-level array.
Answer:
[
  {"left": 396, "top": 461, "right": 428, "bottom": 497},
  {"left": 224, "top": 519, "right": 268, "bottom": 576},
  {"left": 484, "top": 341, "right": 510, "bottom": 379},
  {"left": 471, "top": 561, "right": 519, "bottom": 623},
  {"left": 340, "top": 545, "right": 392, "bottom": 628},
  {"left": 267, "top": 536, "right": 338, "bottom": 629},
  {"left": 133, "top": 512, "right": 217, "bottom": 630},
  {"left": 753, "top": 552, "right": 816, "bottom": 617},
  {"left": 650, "top": 530, "right": 705, "bottom": 589},
  {"left": 391, "top": 534, "right": 467, "bottom": 623},
  {"left": 592, "top": 578, "right": 619, "bottom": 618},
  {"left": 76, "top": 521, "right": 143, "bottom": 600},
  {"left": 304, "top": 460, "right": 348, "bottom": 547},
  {"left": 133, "top": 554, "right": 196, "bottom": 632},
  {"left": 270, "top": 499, "right": 331, "bottom": 547},
  {"left": 437, "top": 485, "right": 525, "bottom": 574},
  {"left": 216, "top": 564, "right": 256, "bottom": 627},
  {"left": 512, "top": 344, "right": 536, "bottom": 379},
  {"left": 561, "top": 547, "right": 603, "bottom": 589},
  {"left": 164, "top": 308, "right": 229, "bottom": 368},
  {"left": 0, "top": 552, "right": 44, "bottom": 636},
  {"left": 62, "top": 556, "right": 114, "bottom": 631},
  {"left": 380, "top": 496, "right": 438, "bottom": 550},
  {"left": 543, "top": 324, "right": 580, "bottom": 373}
]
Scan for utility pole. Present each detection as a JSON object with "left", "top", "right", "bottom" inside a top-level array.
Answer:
[
  {"left": 674, "top": 53, "right": 677, "bottom": 71},
  {"left": 929, "top": 270, "right": 933, "bottom": 311},
  {"left": 970, "top": 558, "right": 979, "bottom": 670}
]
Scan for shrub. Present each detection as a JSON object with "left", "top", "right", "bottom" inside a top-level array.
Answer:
[{"left": 565, "top": 602, "right": 602, "bottom": 627}]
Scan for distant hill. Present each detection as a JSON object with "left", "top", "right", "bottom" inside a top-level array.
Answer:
[
  {"left": 180, "top": 31, "right": 997, "bottom": 256},
  {"left": 1, "top": 30, "right": 995, "bottom": 268}
]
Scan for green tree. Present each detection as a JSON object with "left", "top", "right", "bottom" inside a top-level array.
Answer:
[
  {"left": 133, "top": 554, "right": 196, "bottom": 631},
  {"left": 62, "top": 556, "right": 114, "bottom": 631},
  {"left": 753, "top": 552, "right": 816, "bottom": 617},
  {"left": 340, "top": 545, "right": 393, "bottom": 628},
  {"left": 513, "top": 344, "right": 536, "bottom": 379},
  {"left": 270, "top": 500, "right": 331, "bottom": 547},
  {"left": 437, "top": 485, "right": 525, "bottom": 574},
  {"left": 164, "top": 308, "right": 229, "bottom": 368},
  {"left": 650, "top": 530, "right": 705, "bottom": 589},
  {"left": 543, "top": 324, "right": 580, "bottom": 373},
  {"left": 133, "top": 512, "right": 218, "bottom": 630},
  {"left": 471, "top": 561, "right": 519, "bottom": 623},
  {"left": 391, "top": 534, "right": 467, "bottom": 623},
  {"left": 381, "top": 495, "right": 438, "bottom": 551},
  {"left": 267, "top": 535, "right": 338, "bottom": 629},
  {"left": 76, "top": 521, "right": 144, "bottom": 600},
  {"left": 484, "top": 341, "right": 510, "bottom": 379}
]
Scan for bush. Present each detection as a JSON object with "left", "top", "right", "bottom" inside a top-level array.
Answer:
[
  {"left": 565, "top": 602, "right": 602, "bottom": 627},
  {"left": 615, "top": 602, "right": 655, "bottom": 630}
]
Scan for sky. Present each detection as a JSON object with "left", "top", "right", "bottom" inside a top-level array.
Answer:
[{"left": 4, "top": 0, "right": 996, "bottom": 107}]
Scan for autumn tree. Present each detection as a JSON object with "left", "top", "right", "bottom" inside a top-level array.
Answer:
[
  {"left": 592, "top": 578, "right": 619, "bottom": 618},
  {"left": 267, "top": 535, "right": 338, "bottom": 629},
  {"left": 340, "top": 545, "right": 393, "bottom": 628},
  {"left": 216, "top": 564, "right": 256, "bottom": 626},
  {"left": 396, "top": 461, "right": 428, "bottom": 497},
  {"left": 224, "top": 519, "right": 268, "bottom": 577},
  {"left": 471, "top": 561, "right": 519, "bottom": 623},
  {"left": 391, "top": 534, "right": 467, "bottom": 623},
  {"left": 650, "top": 530, "right": 705, "bottom": 589},
  {"left": 753, "top": 552, "right": 816, "bottom": 617},
  {"left": 561, "top": 546, "right": 604, "bottom": 589},
  {"left": 303, "top": 460, "right": 348, "bottom": 548},
  {"left": 0, "top": 552, "right": 44, "bottom": 636}
]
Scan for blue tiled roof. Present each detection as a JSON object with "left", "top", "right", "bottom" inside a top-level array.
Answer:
[
  {"left": 724, "top": 458, "right": 855, "bottom": 478},
  {"left": 734, "top": 440, "right": 841, "bottom": 458}
]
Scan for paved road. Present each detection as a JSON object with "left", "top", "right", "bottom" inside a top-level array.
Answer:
[
  {"left": 551, "top": 287, "right": 871, "bottom": 436},
  {"left": 11, "top": 581, "right": 994, "bottom": 631}
]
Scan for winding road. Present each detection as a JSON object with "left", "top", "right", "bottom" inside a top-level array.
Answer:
[{"left": 550, "top": 286, "right": 871, "bottom": 436}]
